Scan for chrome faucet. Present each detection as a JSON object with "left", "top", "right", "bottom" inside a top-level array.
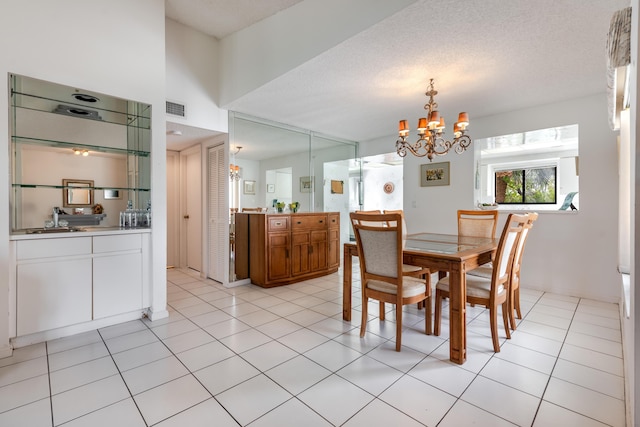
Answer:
[{"left": 53, "top": 207, "right": 59, "bottom": 227}]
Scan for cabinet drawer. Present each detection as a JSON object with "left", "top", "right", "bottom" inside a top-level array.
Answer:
[
  {"left": 93, "top": 234, "right": 142, "bottom": 253},
  {"left": 268, "top": 216, "right": 290, "bottom": 231},
  {"left": 292, "top": 215, "right": 327, "bottom": 231},
  {"left": 17, "top": 237, "right": 92, "bottom": 260},
  {"left": 328, "top": 214, "right": 340, "bottom": 228}
]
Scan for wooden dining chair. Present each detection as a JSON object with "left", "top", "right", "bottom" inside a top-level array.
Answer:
[
  {"left": 434, "top": 213, "right": 528, "bottom": 352},
  {"left": 384, "top": 209, "right": 433, "bottom": 312},
  {"left": 466, "top": 212, "right": 538, "bottom": 330},
  {"left": 507, "top": 212, "right": 538, "bottom": 329},
  {"left": 350, "top": 212, "right": 432, "bottom": 351}
]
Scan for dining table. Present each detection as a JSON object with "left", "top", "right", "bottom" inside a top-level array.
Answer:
[{"left": 342, "top": 232, "right": 498, "bottom": 365}]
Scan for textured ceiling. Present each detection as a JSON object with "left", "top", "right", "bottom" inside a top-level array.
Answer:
[{"left": 166, "top": 0, "right": 630, "bottom": 152}]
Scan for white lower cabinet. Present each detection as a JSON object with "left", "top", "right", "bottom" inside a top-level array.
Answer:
[
  {"left": 15, "top": 233, "right": 145, "bottom": 336},
  {"left": 16, "top": 237, "right": 93, "bottom": 336},
  {"left": 93, "top": 234, "right": 143, "bottom": 319}
]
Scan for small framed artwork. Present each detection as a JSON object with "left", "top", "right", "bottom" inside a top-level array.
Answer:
[
  {"left": 420, "top": 161, "right": 450, "bottom": 187},
  {"left": 267, "top": 184, "right": 275, "bottom": 193},
  {"left": 103, "top": 189, "right": 121, "bottom": 199},
  {"left": 330, "top": 180, "right": 344, "bottom": 194},
  {"left": 244, "top": 180, "right": 256, "bottom": 195},
  {"left": 300, "top": 176, "right": 313, "bottom": 193}
]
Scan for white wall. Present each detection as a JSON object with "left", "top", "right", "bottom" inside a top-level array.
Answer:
[
  {"left": 166, "top": 18, "right": 228, "bottom": 133},
  {"left": 218, "top": 0, "right": 416, "bottom": 106},
  {"left": 0, "top": 0, "right": 168, "bottom": 356},
  {"left": 361, "top": 165, "right": 404, "bottom": 212},
  {"left": 363, "top": 93, "right": 620, "bottom": 303},
  {"left": 624, "top": 0, "right": 639, "bottom": 423}
]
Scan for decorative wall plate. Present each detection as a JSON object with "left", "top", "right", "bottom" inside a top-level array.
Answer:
[{"left": 383, "top": 182, "right": 394, "bottom": 194}]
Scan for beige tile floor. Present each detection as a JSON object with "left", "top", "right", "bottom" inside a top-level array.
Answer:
[{"left": 0, "top": 265, "right": 626, "bottom": 426}]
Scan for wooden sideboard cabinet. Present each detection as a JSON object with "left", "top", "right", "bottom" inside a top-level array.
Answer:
[{"left": 238, "top": 212, "right": 340, "bottom": 287}]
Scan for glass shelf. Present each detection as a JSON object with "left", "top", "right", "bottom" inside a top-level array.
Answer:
[
  {"left": 12, "top": 136, "right": 150, "bottom": 157},
  {"left": 12, "top": 184, "right": 151, "bottom": 192}
]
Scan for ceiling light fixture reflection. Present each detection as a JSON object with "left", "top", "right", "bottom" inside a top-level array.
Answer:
[
  {"left": 230, "top": 146, "right": 242, "bottom": 181},
  {"left": 72, "top": 148, "right": 89, "bottom": 156}
]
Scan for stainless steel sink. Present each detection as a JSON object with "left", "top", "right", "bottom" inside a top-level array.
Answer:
[{"left": 26, "top": 227, "right": 86, "bottom": 234}]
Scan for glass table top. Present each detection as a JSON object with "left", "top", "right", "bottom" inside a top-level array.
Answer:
[{"left": 404, "top": 233, "right": 495, "bottom": 254}]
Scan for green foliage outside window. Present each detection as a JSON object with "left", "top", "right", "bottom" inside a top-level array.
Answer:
[{"left": 496, "top": 167, "right": 556, "bottom": 204}]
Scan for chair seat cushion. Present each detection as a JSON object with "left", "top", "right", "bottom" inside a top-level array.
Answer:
[
  {"left": 467, "top": 265, "right": 492, "bottom": 279},
  {"left": 403, "top": 264, "right": 426, "bottom": 273},
  {"left": 436, "top": 275, "right": 505, "bottom": 299},
  {"left": 367, "top": 276, "right": 427, "bottom": 297}
]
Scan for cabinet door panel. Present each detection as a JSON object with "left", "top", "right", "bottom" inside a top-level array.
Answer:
[
  {"left": 310, "top": 230, "right": 328, "bottom": 271},
  {"left": 291, "top": 231, "right": 310, "bottom": 276},
  {"left": 17, "top": 258, "right": 92, "bottom": 336},
  {"left": 328, "top": 228, "right": 340, "bottom": 268},
  {"left": 93, "top": 253, "right": 143, "bottom": 319},
  {"left": 267, "top": 233, "right": 290, "bottom": 281}
]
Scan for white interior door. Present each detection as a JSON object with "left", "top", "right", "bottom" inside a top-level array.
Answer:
[
  {"left": 166, "top": 151, "right": 180, "bottom": 268},
  {"left": 208, "top": 144, "right": 227, "bottom": 283},
  {"left": 185, "top": 147, "right": 202, "bottom": 271}
]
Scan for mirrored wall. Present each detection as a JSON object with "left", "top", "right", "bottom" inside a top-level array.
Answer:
[{"left": 228, "top": 112, "right": 360, "bottom": 281}]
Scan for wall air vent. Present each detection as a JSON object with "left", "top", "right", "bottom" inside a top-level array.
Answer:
[
  {"left": 53, "top": 104, "right": 102, "bottom": 121},
  {"left": 166, "top": 101, "right": 186, "bottom": 118}
]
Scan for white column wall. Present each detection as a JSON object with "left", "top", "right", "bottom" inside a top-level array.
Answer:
[{"left": 0, "top": 0, "right": 168, "bottom": 356}]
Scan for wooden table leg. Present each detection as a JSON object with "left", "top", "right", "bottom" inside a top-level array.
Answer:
[
  {"left": 448, "top": 265, "right": 467, "bottom": 364},
  {"left": 342, "top": 244, "right": 352, "bottom": 321}
]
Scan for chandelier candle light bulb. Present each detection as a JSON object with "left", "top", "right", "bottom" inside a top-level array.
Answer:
[{"left": 396, "top": 78, "right": 472, "bottom": 161}]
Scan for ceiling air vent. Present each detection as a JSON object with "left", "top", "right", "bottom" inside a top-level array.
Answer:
[{"left": 166, "top": 101, "right": 186, "bottom": 118}]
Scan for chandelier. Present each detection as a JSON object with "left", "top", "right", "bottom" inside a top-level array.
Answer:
[
  {"left": 230, "top": 146, "right": 242, "bottom": 181},
  {"left": 395, "top": 78, "right": 471, "bottom": 161}
]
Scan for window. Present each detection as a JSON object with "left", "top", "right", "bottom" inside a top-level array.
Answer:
[
  {"left": 475, "top": 125, "right": 578, "bottom": 210},
  {"left": 495, "top": 166, "right": 556, "bottom": 204}
]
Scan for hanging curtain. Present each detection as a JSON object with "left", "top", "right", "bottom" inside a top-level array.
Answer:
[{"left": 606, "top": 6, "right": 632, "bottom": 130}]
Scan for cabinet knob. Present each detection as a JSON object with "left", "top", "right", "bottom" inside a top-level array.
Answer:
[
  {"left": 297, "top": 221, "right": 302, "bottom": 224},
  {"left": 319, "top": 220, "right": 323, "bottom": 223},
  {"left": 275, "top": 221, "right": 282, "bottom": 226},
  {"left": 183, "top": 215, "right": 190, "bottom": 219}
]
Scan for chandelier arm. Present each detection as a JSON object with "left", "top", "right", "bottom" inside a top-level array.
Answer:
[{"left": 453, "top": 135, "right": 472, "bottom": 154}]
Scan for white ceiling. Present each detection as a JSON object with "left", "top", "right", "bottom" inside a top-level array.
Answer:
[{"left": 165, "top": 0, "right": 629, "bottom": 152}]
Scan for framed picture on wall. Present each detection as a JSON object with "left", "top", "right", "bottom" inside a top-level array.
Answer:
[
  {"left": 244, "top": 180, "right": 256, "bottom": 195},
  {"left": 420, "top": 162, "right": 450, "bottom": 187},
  {"left": 267, "top": 184, "right": 275, "bottom": 193},
  {"left": 300, "top": 176, "right": 313, "bottom": 193}
]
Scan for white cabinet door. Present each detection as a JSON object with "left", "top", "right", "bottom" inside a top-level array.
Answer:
[
  {"left": 17, "top": 258, "right": 92, "bottom": 336},
  {"left": 93, "top": 235, "right": 143, "bottom": 319}
]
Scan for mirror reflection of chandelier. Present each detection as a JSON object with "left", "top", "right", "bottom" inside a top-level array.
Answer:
[
  {"left": 395, "top": 78, "right": 471, "bottom": 161},
  {"left": 230, "top": 146, "right": 242, "bottom": 181}
]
